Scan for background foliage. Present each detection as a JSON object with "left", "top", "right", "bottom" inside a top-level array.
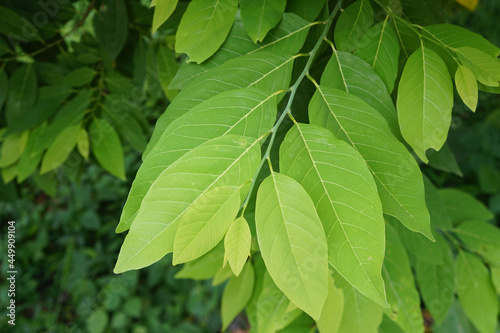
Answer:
[{"left": 0, "top": 0, "right": 499, "bottom": 332}]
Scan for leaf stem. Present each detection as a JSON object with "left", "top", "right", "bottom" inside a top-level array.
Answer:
[{"left": 239, "top": 0, "right": 343, "bottom": 216}]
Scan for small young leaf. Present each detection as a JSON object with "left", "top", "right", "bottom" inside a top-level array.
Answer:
[
  {"left": 454, "top": 220, "right": 500, "bottom": 267},
  {"left": 221, "top": 262, "right": 255, "bottom": 330},
  {"left": 310, "top": 86, "right": 433, "bottom": 240},
  {"left": 255, "top": 172, "right": 329, "bottom": 320},
  {"left": 0, "top": 130, "right": 29, "bottom": 168},
  {"left": 354, "top": 20, "right": 400, "bottom": 93},
  {"left": 175, "top": 0, "right": 238, "bottom": 63},
  {"left": 397, "top": 46, "right": 454, "bottom": 163},
  {"left": 224, "top": 216, "right": 251, "bottom": 276},
  {"left": 455, "top": 65, "right": 478, "bottom": 112},
  {"left": 383, "top": 224, "right": 424, "bottom": 333},
  {"left": 175, "top": 243, "right": 224, "bottom": 280},
  {"left": 279, "top": 123, "right": 388, "bottom": 307},
  {"left": 115, "top": 135, "right": 260, "bottom": 273},
  {"left": 455, "top": 250, "right": 498, "bottom": 333},
  {"left": 89, "top": 118, "right": 125, "bottom": 180},
  {"left": 40, "top": 123, "right": 80, "bottom": 174},
  {"left": 427, "top": 143, "right": 463, "bottom": 177},
  {"left": 456, "top": 46, "right": 500, "bottom": 87},
  {"left": 439, "top": 188, "right": 494, "bottom": 225},
  {"left": 316, "top": 274, "right": 344, "bottom": 333},
  {"left": 415, "top": 232, "right": 455, "bottom": 325},
  {"left": 77, "top": 128, "right": 89, "bottom": 160},
  {"left": 173, "top": 186, "right": 241, "bottom": 264},
  {"left": 334, "top": 0, "right": 374, "bottom": 52},
  {"left": 152, "top": 0, "right": 178, "bottom": 32},
  {"left": 240, "top": 0, "right": 286, "bottom": 43}
]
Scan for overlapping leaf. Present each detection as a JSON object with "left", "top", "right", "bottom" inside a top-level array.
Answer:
[
  {"left": 397, "top": 46, "right": 454, "bottom": 162},
  {"left": 334, "top": 0, "right": 374, "bottom": 52},
  {"left": 454, "top": 220, "right": 500, "bottom": 267},
  {"left": 317, "top": 274, "right": 344, "bottom": 333},
  {"left": 354, "top": 20, "right": 400, "bottom": 93},
  {"left": 118, "top": 87, "right": 278, "bottom": 232},
  {"left": 456, "top": 46, "right": 500, "bottom": 87},
  {"left": 455, "top": 65, "right": 478, "bottom": 112},
  {"left": 255, "top": 172, "right": 329, "bottom": 320},
  {"left": 285, "top": 0, "right": 326, "bottom": 21},
  {"left": 279, "top": 123, "right": 387, "bottom": 306},
  {"left": 309, "top": 86, "right": 433, "bottom": 240},
  {"left": 439, "top": 188, "right": 494, "bottom": 225},
  {"left": 240, "top": 0, "right": 286, "bottom": 42},
  {"left": 115, "top": 135, "right": 260, "bottom": 273}
]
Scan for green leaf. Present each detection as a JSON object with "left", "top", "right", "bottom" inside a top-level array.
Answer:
[
  {"left": 175, "top": 0, "right": 238, "bottom": 63},
  {"left": 491, "top": 267, "right": 500, "bottom": 295},
  {"left": 478, "top": 164, "right": 500, "bottom": 194},
  {"left": 144, "top": 51, "right": 294, "bottom": 159},
  {"left": 455, "top": 250, "right": 498, "bottom": 333},
  {"left": 40, "top": 123, "right": 80, "bottom": 174},
  {"left": 152, "top": 0, "right": 178, "bottom": 32},
  {"left": 5, "top": 63, "right": 37, "bottom": 126},
  {"left": 173, "top": 186, "right": 241, "bottom": 264},
  {"left": 89, "top": 118, "right": 125, "bottom": 180},
  {"left": 378, "top": 315, "right": 405, "bottom": 333},
  {"left": 415, "top": 232, "right": 456, "bottom": 325},
  {"left": 221, "top": 262, "right": 255, "bottom": 330},
  {"left": 156, "top": 43, "right": 179, "bottom": 101},
  {"left": 171, "top": 13, "right": 310, "bottom": 90},
  {"left": 354, "top": 20, "right": 400, "bottom": 93},
  {"left": 115, "top": 135, "right": 260, "bottom": 273},
  {"left": 439, "top": 188, "right": 493, "bottom": 225},
  {"left": 93, "top": 0, "right": 128, "bottom": 61},
  {"left": 0, "top": 70, "right": 8, "bottom": 110},
  {"left": 212, "top": 262, "right": 234, "bottom": 286},
  {"left": 255, "top": 172, "right": 329, "bottom": 319},
  {"left": 175, "top": 243, "right": 224, "bottom": 280},
  {"left": 321, "top": 51, "right": 400, "bottom": 140},
  {"left": 0, "top": 131, "right": 29, "bottom": 168},
  {"left": 285, "top": 0, "right": 325, "bottom": 21},
  {"left": 240, "top": 0, "right": 286, "bottom": 43},
  {"left": 454, "top": 221, "right": 500, "bottom": 267},
  {"left": 224, "top": 216, "right": 252, "bottom": 276},
  {"left": 0, "top": 5, "right": 39, "bottom": 42},
  {"left": 334, "top": 0, "right": 374, "bottom": 52},
  {"left": 397, "top": 46, "right": 454, "bottom": 163},
  {"left": 456, "top": 46, "right": 500, "bottom": 87},
  {"left": 423, "top": 176, "right": 453, "bottom": 230},
  {"left": 17, "top": 123, "right": 46, "bottom": 182},
  {"left": 2, "top": 163, "right": 17, "bottom": 184},
  {"left": 455, "top": 65, "right": 478, "bottom": 112},
  {"left": 334, "top": 273, "right": 383, "bottom": 333},
  {"left": 119, "top": 88, "right": 278, "bottom": 233},
  {"left": 77, "top": 128, "right": 89, "bottom": 160},
  {"left": 316, "top": 274, "right": 344, "bottom": 333},
  {"left": 63, "top": 67, "right": 96, "bottom": 87},
  {"left": 86, "top": 309, "right": 108, "bottom": 333},
  {"left": 427, "top": 143, "right": 463, "bottom": 177},
  {"left": 390, "top": 18, "right": 421, "bottom": 59},
  {"left": 279, "top": 123, "right": 388, "bottom": 307},
  {"left": 382, "top": 224, "right": 424, "bottom": 333},
  {"left": 310, "top": 86, "right": 433, "bottom": 240}
]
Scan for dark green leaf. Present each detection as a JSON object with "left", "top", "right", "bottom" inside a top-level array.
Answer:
[
  {"left": 334, "top": 0, "right": 374, "bottom": 52},
  {"left": 93, "top": 0, "right": 128, "bottom": 61},
  {"left": 285, "top": 0, "right": 325, "bottom": 21},
  {"left": 5, "top": 63, "right": 37, "bottom": 126},
  {"left": 63, "top": 67, "right": 96, "bottom": 87},
  {"left": 454, "top": 220, "right": 500, "bottom": 267},
  {"left": 439, "top": 188, "right": 493, "bottom": 225},
  {"left": 89, "top": 118, "right": 125, "bottom": 180}
]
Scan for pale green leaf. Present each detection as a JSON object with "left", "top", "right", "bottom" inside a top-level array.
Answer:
[
  {"left": 285, "top": 0, "right": 325, "bottom": 21},
  {"left": 309, "top": 86, "right": 433, "bottom": 240},
  {"left": 415, "top": 232, "right": 456, "bottom": 325},
  {"left": 175, "top": 243, "right": 224, "bottom": 280},
  {"left": 212, "top": 263, "right": 234, "bottom": 286},
  {"left": 334, "top": 273, "right": 383, "bottom": 333},
  {"left": 321, "top": 51, "right": 400, "bottom": 140},
  {"left": 77, "top": 128, "right": 89, "bottom": 160},
  {"left": 456, "top": 46, "right": 500, "bottom": 87},
  {"left": 152, "top": 0, "right": 178, "bottom": 32},
  {"left": 119, "top": 87, "right": 278, "bottom": 232},
  {"left": 115, "top": 135, "right": 260, "bottom": 273},
  {"left": 224, "top": 216, "right": 252, "bottom": 276},
  {"left": 439, "top": 188, "right": 493, "bottom": 225},
  {"left": 221, "top": 262, "right": 255, "bottom": 330},
  {"left": 144, "top": 51, "right": 294, "bottom": 159},
  {"left": 279, "top": 123, "right": 388, "bottom": 307},
  {"left": 40, "top": 123, "right": 80, "bottom": 174},
  {"left": 454, "top": 220, "right": 500, "bottom": 267},
  {"left": 317, "top": 274, "right": 344, "bottom": 333},
  {"left": 255, "top": 172, "right": 329, "bottom": 319},
  {"left": 334, "top": 0, "right": 374, "bottom": 52},
  {"left": 354, "top": 20, "right": 400, "bottom": 93},
  {"left": 397, "top": 46, "right": 454, "bottom": 163},
  {"left": 173, "top": 186, "right": 241, "bottom": 264},
  {"left": 455, "top": 65, "right": 478, "bottom": 112},
  {"left": 383, "top": 224, "right": 424, "bottom": 333},
  {"left": 171, "top": 13, "right": 311, "bottom": 90},
  {"left": 175, "top": 0, "right": 238, "bottom": 63},
  {"left": 89, "top": 118, "right": 125, "bottom": 180},
  {"left": 240, "top": 0, "right": 286, "bottom": 43},
  {"left": 455, "top": 250, "right": 498, "bottom": 333},
  {"left": 0, "top": 130, "right": 29, "bottom": 168}
]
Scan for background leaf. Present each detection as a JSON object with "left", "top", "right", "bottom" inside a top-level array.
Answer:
[
  {"left": 5, "top": 63, "right": 37, "bottom": 126},
  {"left": 40, "top": 123, "right": 80, "bottom": 174},
  {"left": 439, "top": 188, "right": 494, "bottom": 225},
  {"left": 454, "top": 220, "right": 500, "bottom": 266},
  {"left": 89, "top": 118, "right": 125, "bottom": 181},
  {"left": 152, "top": 0, "right": 178, "bottom": 32},
  {"left": 93, "top": 0, "right": 128, "bottom": 61}
]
